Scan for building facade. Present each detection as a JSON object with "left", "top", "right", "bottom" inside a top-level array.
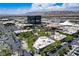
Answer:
[{"left": 27, "top": 16, "right": 41, "bottom": 24}]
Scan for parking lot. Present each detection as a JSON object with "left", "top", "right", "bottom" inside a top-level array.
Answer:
[{"left": 69, "top": 47, "right": 79, "bottom": 56}]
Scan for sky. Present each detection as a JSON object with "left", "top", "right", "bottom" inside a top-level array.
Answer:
[{"left": 0, "top": 3, "right": 79, "bottom": 15}]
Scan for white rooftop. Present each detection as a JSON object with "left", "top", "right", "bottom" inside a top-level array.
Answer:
[
  {"left": 1, "top": 18, "right": 9, "bottom": 21},
  {"left": 3, "top": 21, "right": 15, "bottom": 24},
  {"left": 14, "top": 29, "right": 32, "bottom": 34},
  {"left": 62, "top": 27, "right": 78, "bottom": 34},
  {"left": 74, "top": 24, "right": 79, "bottom": 27},
  {"left": 15, "top": 23, "right": 33, "bottom": 27},
  {"left": 33, "top": 36, "right": 55, "bottom": 50},
  {"left": 59, "top": 20, "right": 79, "bottom": 27},
  {"left": 59, "top": 20, "right": 74, "bottom": 26},
  {"left": 53, "top": 32, "right": 66, "bottom": 40}
]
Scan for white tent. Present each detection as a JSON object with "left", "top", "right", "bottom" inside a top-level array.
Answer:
[{"left": 59, "top": 20, "right": 74, "bottom": 26}]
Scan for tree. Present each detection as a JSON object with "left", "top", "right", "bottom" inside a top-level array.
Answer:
[
  {"left": 39, "top": 41, "right": 62, "bottom": 56},
  {"left": 58, "top": 48, "right": 69, "bottom": 56},
  {"left": 68, "top": 44, "right": 72, "bottom": 50},
  {"left": 58, "top": 49, "right": 64, "bottom": 56},
  {"left": 54, "top": 40, "right": 61, "bottom": 49},
  {"left": 38, "top": 29, "right": 46, "bottom": 36},
  {"left": 45, "top": 32, "right": 51, "bottom": 37},
  {"left": 63, "top": 49, "right": 68, "bottom": 54},
  {"left": 64, "top": 35, "right": 74, "bottom": 43},
  {"left": 0, "top": 49, "right": 12, "bottom": 56}
]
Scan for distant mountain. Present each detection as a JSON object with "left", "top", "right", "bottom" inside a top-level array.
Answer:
[
  {"left": 25, "top": 11, "right": 79, "bottom": 16},
  {"left": 0, "top": 11, "right": 79, "bottom": 16}
]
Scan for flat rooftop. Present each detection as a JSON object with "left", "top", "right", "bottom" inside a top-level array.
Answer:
[
  {"left": 14, "top": 29, "right": 32, "bottom": 34},
  {"left": 33, "top": 36, "right": 55, "bottom": 50},
  {"left": 53, "top": 32, "right": 66, "bottom": 40},
  {"left": 61, "top": 26, "right": 78, "bottom": 34}
]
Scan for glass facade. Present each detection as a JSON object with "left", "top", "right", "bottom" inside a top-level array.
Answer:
[{"left": 27, "top": 16, "right": 41, "bottom": 24}]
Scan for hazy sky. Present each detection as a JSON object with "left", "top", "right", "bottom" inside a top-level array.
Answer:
[{"left": 0, "top": 3, "right": 79, "bottom": 14}]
